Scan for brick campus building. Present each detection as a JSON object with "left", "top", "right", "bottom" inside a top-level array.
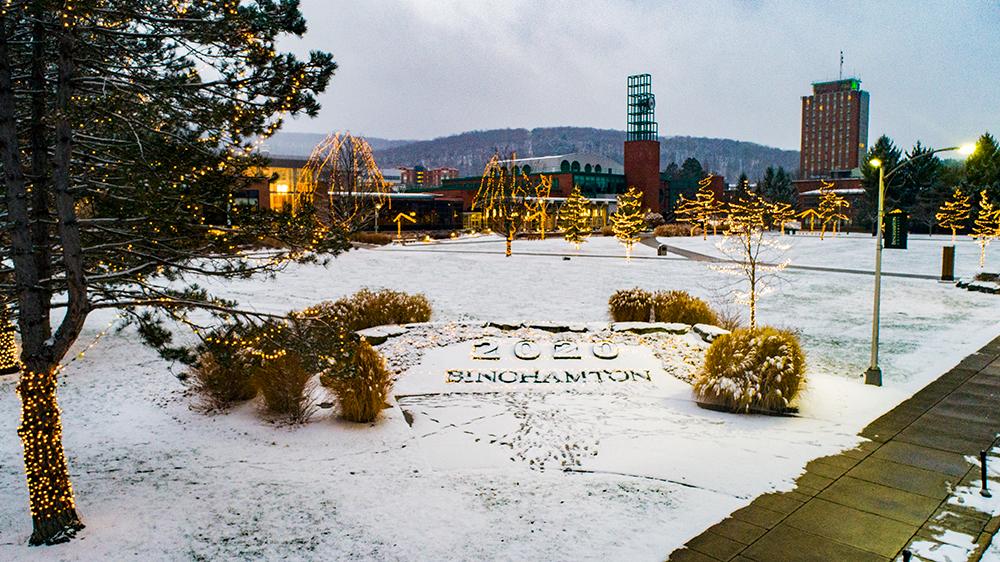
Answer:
[
  {"left": 793, "top": 78, "right": 871, "bottom": 215},
  {"left": 240, "top": 74, "right": 723, "bottom": 232},
  {"left": 414, "top": 74, "right": 723, "bottom": 231}
]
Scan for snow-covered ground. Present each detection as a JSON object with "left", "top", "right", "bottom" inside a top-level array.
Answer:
[{"left": 1, "top": 234, "right": 998, "bottom": 561}]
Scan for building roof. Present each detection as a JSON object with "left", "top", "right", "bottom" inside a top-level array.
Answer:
[
  {"left": 498, "top": 152, "right": 622, "bottom": 174},
  {"left": 799, "top": 187, "right": 866, "bottom": 196}
]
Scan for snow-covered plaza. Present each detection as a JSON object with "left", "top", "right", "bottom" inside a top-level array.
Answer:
[{"left": 1, "top": 233, "right": 998, "bottom": 561}]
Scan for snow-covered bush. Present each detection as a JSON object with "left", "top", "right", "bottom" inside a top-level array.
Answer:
[
  {"left": 608, "top": 288, "right": 653, "bottom": 322},
  {"left": 693, "top": 326, "right": 806, "bottom": 413},
  {"left": 653, "top": 223, "right": 701, "bottom": 237},
  {"left": 324, "top": 340, "right": 393, "bottom": 423},
  {"left": 253, "top": 353, "right": 315, "bottom": 423},
  {"left": 652, "top": 291, "right": 720, "bottom": 326},
  {"left": 310, "top": 288, "right": 432, "bottom": 333},
  {"left": 643, "top": 212, "right": 666, "bottom": 229}
]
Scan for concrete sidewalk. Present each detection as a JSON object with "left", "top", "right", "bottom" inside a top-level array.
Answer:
[{"left": 667, "top": 336, "right": 1000, "bottom": 562}]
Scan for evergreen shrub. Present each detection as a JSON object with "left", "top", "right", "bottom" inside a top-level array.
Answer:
[
  {"left": 652, "top": 290, "right": 721, "bottom": 326},
  {"left": 608, "top": 288, "right": 653, "bottom": 322},
  {"left": 694, "top": 326, "right": 806, "bottom": 413}
]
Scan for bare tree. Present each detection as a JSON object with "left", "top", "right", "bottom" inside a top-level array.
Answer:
[
  {"left": 712, "top": 192, "right": 789, "bottom": 330},
  {"left": 302, "top": 133, "right": 389, "bottom": 232}
]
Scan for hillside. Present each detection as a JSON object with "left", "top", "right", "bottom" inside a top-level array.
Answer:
[
  {"left": 372, "top": 127, "right": 799, "bottom": 180},
  {"left": 261, "top": 132, "right": 413, "bottom": 157}
]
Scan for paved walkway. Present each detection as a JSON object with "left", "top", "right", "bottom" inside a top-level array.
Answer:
[
  {"left": 644, "top": 239, "right": 940, "bottom": 280},
  {"left": 667, "top": 336, "right": 1000, "bottom": 562}
]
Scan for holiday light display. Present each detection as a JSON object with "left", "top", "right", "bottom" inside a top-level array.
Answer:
[
  {"left": 472, "top": 152, "right": 552, "bottom": 256},
  {"left": 1, "top": 303, "right": 20, "bottom": 375},
  {"left": 610, "top": 187, "right": 645, "bottom": 259},
  {"left": 674, "top": 175, "right": 720, "bottom": 238},
  {"left": 937, "top": 186, "right": 972, "bottom": 242},
  {"left": 559, "top": 186, "right": 592, "bottom": 249},
  {"left": 796, "top": 208, "right": 821, "bottom": 232},
  {"left": 770, "top": 202, "right": 796, "bottom": 235},
  {"left": 524, "top": 175, "right": 553, "bottom": 239},
  {"left": 817, "top": 180, "right": 850, "bottom": 239},
  {"left": 301, "top": 133, "right": 390, "bottom": 232},
  {"left": 971, "top": 190, "right": 1000, "bottom": 268},
  {"left": 713, "top": 191, "right": 789, "bottom": 329}
]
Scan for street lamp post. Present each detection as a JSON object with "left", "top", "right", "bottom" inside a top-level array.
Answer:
[{"left": 864, "top": 143, "right": 976, "bottom": 386}]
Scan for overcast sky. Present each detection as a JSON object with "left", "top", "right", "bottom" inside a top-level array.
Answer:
[{"left": 278, "top": 1, "right": 1000, "bottom": 151}]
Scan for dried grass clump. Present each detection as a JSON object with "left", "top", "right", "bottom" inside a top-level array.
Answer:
[
  {"left": 325, "top": 340, "right": 393, "bottom": 423},
  {"left": 693, "top": 326, "right": 806, "bottom": 413},
  {"left": 654, "top": 223, "right": 701, "bottom": 237},
  {"left": 253, "top": 353, "right": 316, "bottom": 423},
  {"left": 608, "top": 288, "right": 653, "bottom": 322},
  {"left": 652, "top": 290, "right": 721, "bottom": 326},
  {"left": 599, "top": 225, "right": 615, "bottom": 236},
  {"left": 187, "top": 324, "right": 257, "bottom": 411},
  {"left": 309, "top": 288, "right": 432, "bottom": 333},
  {"left": 350, "top": 232, "right": 393, "bottom": 246}
]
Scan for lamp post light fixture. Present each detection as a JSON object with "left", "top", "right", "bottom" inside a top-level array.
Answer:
[{"left": 864, "top": 143, "right": 976, "bottom": 386}]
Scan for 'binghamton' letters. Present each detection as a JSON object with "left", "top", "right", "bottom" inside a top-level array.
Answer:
[{"left": 445, "top": 369, "right": 652, "bottom": 384}]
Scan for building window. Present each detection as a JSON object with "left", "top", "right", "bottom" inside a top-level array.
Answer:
[
  {"left": 571, "top": 161, "right": 581, "bottom": 172},
  {"left": 595, "top": 164, "right": 602, "bottom": 173},
  {"left": 560, "top": 160, "right": 570, "bottom": 172},
  {"left": 585, "top": 164, "right": 592, "bottom": 173}
]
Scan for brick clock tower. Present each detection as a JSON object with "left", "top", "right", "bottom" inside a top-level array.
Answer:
[{"left": 624, "top": 74, "right": 661, "bottom": 212}]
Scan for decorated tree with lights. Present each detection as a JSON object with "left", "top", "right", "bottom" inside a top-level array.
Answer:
[
  {"left": 302, "top": 133, "right": 390, "bottom": 232},
  {"left": 610, "top": 186, "right": 644, "bottom": 258},
  {"left": 936, "top": 187, "right": 973, "bottom": 242},
  {"left": 770, "top": 202, "right": 796, "bottom": 235},
  {"left": 523, "top": 174, "right": 553, "bottom": 239},
  {"left": 472, "top": 151, "right": 550, "bottom": 256},
  {"left": 560, "top": 186, "right": 592, "bottom": 248},
  {"left": 695, "top": 175, "right": 722, "bottom": 238},
  {"left": 0, "top": 0, "right": 341, "bottom": 545},
  {"left": 713, "top": 192, "right": 789, "bottom": 330},
  {"left": 971, "top": 190, "right": 1000, "bottom": 268},
  {"left": 673, "top": 194, "right": 700, "bottom": 236},
  {"left": 817, "top": 180, "right": 851, "bottom": 239}
]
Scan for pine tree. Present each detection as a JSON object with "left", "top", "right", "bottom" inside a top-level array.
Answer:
[
  {"left": 861, "top": 136, "right": 903, "bottom": 226},
  {"left": 560, "top": 186, "right": 592, "bottom": 248},
  {"left": 611, "top": 186, "right": 644, "bottom": 258},
  {"left": 936, "top": 187, "right": 973, "bottom": 242},
  {"left": 971, "top": 190, "right": 1000, "bottom": 268},
  {"left": 0, "top": 0, "right": 339, "bottom": 545}
]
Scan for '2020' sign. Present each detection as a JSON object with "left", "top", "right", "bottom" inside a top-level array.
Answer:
[{"left": 471, "top": 340, "right": 619, "bottom": 361}]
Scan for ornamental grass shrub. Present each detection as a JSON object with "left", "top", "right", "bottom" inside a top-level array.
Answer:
[
  {"left": 693, "top": 326, "right": 806, "bottom": 413},
  {"left": 308, "top": 288, "right": 432, "bottom": 333},
  {"left": 608, "top": 288, "right": 653, "bottom": 322},
  {"left": 350, "top": 232, "right": 393, "bottom": 246},
  {"left": 652, "top": 290, "right": 721, "bottom": 326},
  {"left": 188, "top": 324, "right": 257, "bottom": 411},
  {"left": 325, "top": 340, "right": 394, "bottom": 423},
  {"left": 253, "top": 352, "right": 316, "bottom": 424},
  {"left": 653, "top": 223, "right": 701, "bottom": 237}
]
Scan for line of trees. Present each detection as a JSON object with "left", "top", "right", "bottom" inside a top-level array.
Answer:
[{"left": 859, "top": 133, "right": 1000, "bottom": 233}]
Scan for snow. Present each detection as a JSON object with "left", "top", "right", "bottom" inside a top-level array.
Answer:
[{"left": 1, "top": 234, "right": 998, "bottom": 560}]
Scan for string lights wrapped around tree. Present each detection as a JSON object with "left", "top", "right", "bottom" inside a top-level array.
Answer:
[
  {"left": 712, "top": 191, "right": 789, "bottom": 330},
  {"left": 817, "top": 180, "right": 851, "bottom": 239},
  {"left": 770, "top": 202, "right": 796, "bottom": 235},
  {"left": 523, "top": 175, "right": 553, "bottom": 239},
  {"left": 610, "top": 186, "right": 645, "bottom": 259},
  {"left": 937, "top": 186, "right": 972, "bottom": 242},
  {"left": 694, "top": 175, "right": 721, "bottom": 238},
  {"left": 1, "top": 303, "right": 20, "bottom": 375},
  {"left": 472, "top": 152, "right": 545, "bottom": 257},
  {"left": 971, "top": 190, "right": 1000, "bottom": 268},
  {"left": 560, "top": 186, "right": 592, "bottom": 249},
  {"left": 302, "top": 133, "right": 390, "bottom": 233}
]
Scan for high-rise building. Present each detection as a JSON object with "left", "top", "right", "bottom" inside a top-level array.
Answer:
[{"left": 799, "top": 78, "right": 870, "bottom": 179}]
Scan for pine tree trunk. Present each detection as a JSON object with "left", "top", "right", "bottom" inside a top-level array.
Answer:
[{"left": 17, "top": 367, "right": 84, "bottom": 545}]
